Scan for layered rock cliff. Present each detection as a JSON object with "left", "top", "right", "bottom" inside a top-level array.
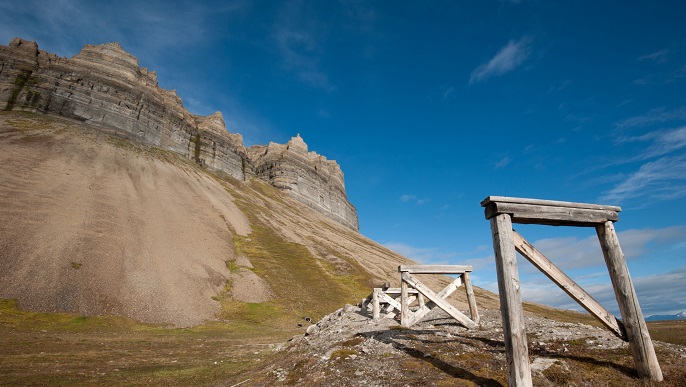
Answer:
[{"left": 0, "top": 38, "right": 358, "bottom": 229}]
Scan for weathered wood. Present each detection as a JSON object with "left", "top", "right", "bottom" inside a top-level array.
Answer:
[
  {"left": 377, "top": 288, "right": 419, "bottom": 295},
  {"left": 418, "top": 293, "right": 426, "bottom": 309},
  {"left": 513, "top": 230, "right": 626, "bottom": 340},
  {"left": 597, "top": 221, "right": 663, "bottom": 381},
  {"left": 372, "top": 288, "right": 380, "bottom": 320},
  {"left": 400, "top": 278, "right": 409, "bottom": 326},
  {"left": 463, "top": 271, "right": 480, "bottom": 325},
  {"left": 378, "top": 291, "right": 402, "bottom": 311},
  {"left": 402, "top": 272, "right": 477, "bottom": 329},
  {"left": 404, "top": 276, "right": 464, "bottom": 326},
  {"left": 399, "top": 265, "right": 473, "bottom": 274},
  {"left": 481, "top": 196, "right": 621, "bottom": 211},
  {"left": 382, "top": 295, "right": 416, "bottom": 319},
  {"left": 491, "top": 214, "right": 532, "bottom": 387},
  {"left": 481, "top": 196, "right": 620, "bottom": 226}
]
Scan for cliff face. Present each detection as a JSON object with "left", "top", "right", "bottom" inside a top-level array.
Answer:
[
  {"left": 249, "top": 135, "right": 359, "bottom": 230},
  {"left": 0, "top": 38, "right": 358, "bottom": 229}
]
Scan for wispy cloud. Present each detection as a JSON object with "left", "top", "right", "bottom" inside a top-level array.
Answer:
[
  {"left": 600, "top": 154, "right": 686, "bottom": 203},
  {"left": 442, "top": 86, "right": 455, "bottom": 100},
  {"left": 639, "top": 49, "right": 669, "bottom": 64},
  {"left": 399, "top": 194, "right": 430, "bottom": 205},
  {"left": 615, "top": 126, "right": 686, "bottom": 160},
  {"left": 602, "top": 115, "right": 686, "bottom": 205},
  {"left": 615, "top": 107, "right": 686, "bottom": 129},
  {"left": 521, "top": 266, "right": 686, "bottom": 316},
  {"left": 383, "top": 242, "right": 455, "bottom": 264},
  {"left": 494, "top": 156, "right": 512, "bottom": 169},
  {"left": 273, "top": 3, "right": 334, "bottom": 91},
  {"left": 383, "top": 242, "right": 494, "bottom": 270},
  {"left": 469, "top": 36, "right": 533, "bottom": 84},
  {"left": 519, "top": 226, "right": 686, "bottom": 271}
]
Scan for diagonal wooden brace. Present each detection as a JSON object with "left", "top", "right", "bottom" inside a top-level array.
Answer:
[{"left": 401, "top": 272, "right": 478, "bottom": 329}]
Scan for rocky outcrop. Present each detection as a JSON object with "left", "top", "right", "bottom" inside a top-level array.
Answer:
[
  {"left": 249, "top": 135, "right": 359, "bottom": 230},
  {"left": 193, "top": 111, "right": 248, "bottom": 180},
  {"left": 0, "top": 38, "right": 358, "bottom": 229}
]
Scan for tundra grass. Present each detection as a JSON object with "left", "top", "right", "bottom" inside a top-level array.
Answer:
[{"left": 0, "top": 299, "right": 287, "bottom": 386}]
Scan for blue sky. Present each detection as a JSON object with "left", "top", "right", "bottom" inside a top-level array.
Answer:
[{"left": 2, "top": 0, "right": 685, "bottom": 317}]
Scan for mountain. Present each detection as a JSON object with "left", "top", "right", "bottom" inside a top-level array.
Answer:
[
  {"left": 646, "top": 311, "right": 686, "bottom": 321},
  {"left": 0, "top": 38, "right": 358, "bottom": 230},
  {"left": 0, "top": 110, "right": 500, "bottom": 327}
]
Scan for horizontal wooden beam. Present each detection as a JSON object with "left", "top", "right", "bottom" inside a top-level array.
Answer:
[
  {"left": 398, "top": 265, "right": 473, "bottom": 274},
  {"left": 381, "top": 288, "right": 419, "bottom": 294},
  {"left": 481, "top": 196, "right": 620, "bottom": 226}
]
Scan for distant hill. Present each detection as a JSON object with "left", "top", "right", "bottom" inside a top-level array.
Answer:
[{"left": 646, "top": 311, "right": 686, "bottom": 321}]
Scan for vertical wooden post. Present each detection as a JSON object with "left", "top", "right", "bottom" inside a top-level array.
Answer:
[
  {"left": 463, "top": 272, "right": 480, "bottom": 325},
  {"left": 418, "top": 293, "right": 426, "bottom": 309},
  {"left": 491, "top": 214, "right": 532, "bottom": 387},
  {"left": 372, "top": 288, "right": 380, "bottom": 321},
  {"left": 596, "top": 221, "right": 663, "bottom": 381},
  {"left": 400, "top": 278, "right": 409, "bottom": 327}
]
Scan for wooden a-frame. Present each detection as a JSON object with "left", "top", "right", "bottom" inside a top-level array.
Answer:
[{"left": 481, "top": 196, "right": 662, "bottom": 387}]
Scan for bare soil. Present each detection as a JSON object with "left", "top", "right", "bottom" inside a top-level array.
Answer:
[{"left": 0, "top": 112, "right": 249, "bottom": 326}]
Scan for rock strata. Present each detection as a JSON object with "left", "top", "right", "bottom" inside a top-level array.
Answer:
[
  {"left": 0, "top": 38, "right": 358, "bottom": 229},
  {"left": 249, "top": 135, "right": 359, "bottom": 230}
]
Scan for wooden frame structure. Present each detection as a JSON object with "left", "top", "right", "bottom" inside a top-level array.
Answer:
[
  {"left": 364, "top": 287, "right": 419, "bottom": 320},
  {"left": 481, "top": 196, "right": 663, "bottom": 386},
  {"left": 398, "top": 265, "right": 480, "bottom": 329}
]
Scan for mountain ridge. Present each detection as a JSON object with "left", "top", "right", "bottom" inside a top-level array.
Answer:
[
  {"left": 646, "top": 311, "right": 686, "bottom": 321},
  {"left": 0, "top": 37, "right": 358, "bottom": 230}
]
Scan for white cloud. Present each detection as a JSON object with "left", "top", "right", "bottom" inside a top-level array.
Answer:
[
  {"left": 518, "top": 226, "right": 686, "bottom": 271},
  {"left": 520, "top": 266, "right": 686, "bottom": 317},
  {"left": 494, "top": 156, "right": 512, "bottom": 169},
  {"left": 399, "top": 194, "right": 430, "bottom": 205},
  {"left": 273, "top": 3, "right": 334, "bottom": 91},
  {"left": 469, "top": 36, "right": 533, "bottom": 84},
  {"left": 601, "top": 154, "right": 686, "bottom": 203},
  {"left": 383, "top": 242, "right": 455, "bottom": 264},
  {"left": 442, "top": 86, "right": 455, "bottom": 100},
  {"left": 615, "top": 126, "right": 686, "bottom": 160},
  {"left": 638, "top": 49, "right": 669, "bottom": 64},
  {"left": 615, "top": 107, "right": 686, "bottom": 129}
]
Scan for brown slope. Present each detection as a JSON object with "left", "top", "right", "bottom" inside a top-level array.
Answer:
[
  {"left": 0, "top": 112, "right": 249, "bottom": 326},
  {"left": 0, "top": 111, "right": 498, "bottom": 329}
]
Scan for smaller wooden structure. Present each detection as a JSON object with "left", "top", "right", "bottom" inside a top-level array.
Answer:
[
  {"left": 362, "top": 287, "right": 419, "bottom": 320},
  {"left": 482, "top": 196, "right": 662, "bottom": 387},
  {"left": 398, "top": 265, "right": 480, "bottom": 329}
]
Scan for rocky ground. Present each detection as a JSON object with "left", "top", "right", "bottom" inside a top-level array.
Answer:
[{"left": 251, "top": 304, "right": 686, "bottom": 386}]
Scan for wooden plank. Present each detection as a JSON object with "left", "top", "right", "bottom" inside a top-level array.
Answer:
[
  {"left": 400, "top": 278, "right": 409, "bottom": 326},
  {"left": 372, "top": 288, "right": 380, "bottom": 320},
  {"left": 481, "top": 196, "right": 621, "bottom": 212},
  {"left": 490, "top": 214, "right": 532, "bottom": 387},
  {"left": 513, "top": 230, "right": 626, "bottom": 340},
  {"left": 404, "top": 276, "right": 464, "bottom": 326},
  {"left": 463, "top": 271, "right": 480, "bottom": 325},
  {"left": 484, "top": 201, "right": 619, "bottom": 226},
  {"left": 402, "top": 272, "right": 477, "bottom": 329},
  {"left": 597, "top": 221, "right": 663, "bottom": 381},
  {"left": 399, "top": 265, "right": 472, "bottom": 274},
  {"left": 380, "top": 288, "right": 419, "bottom": 295},
  {"left": 378, "top": 292, "right": 402, "bottom": 312}
]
